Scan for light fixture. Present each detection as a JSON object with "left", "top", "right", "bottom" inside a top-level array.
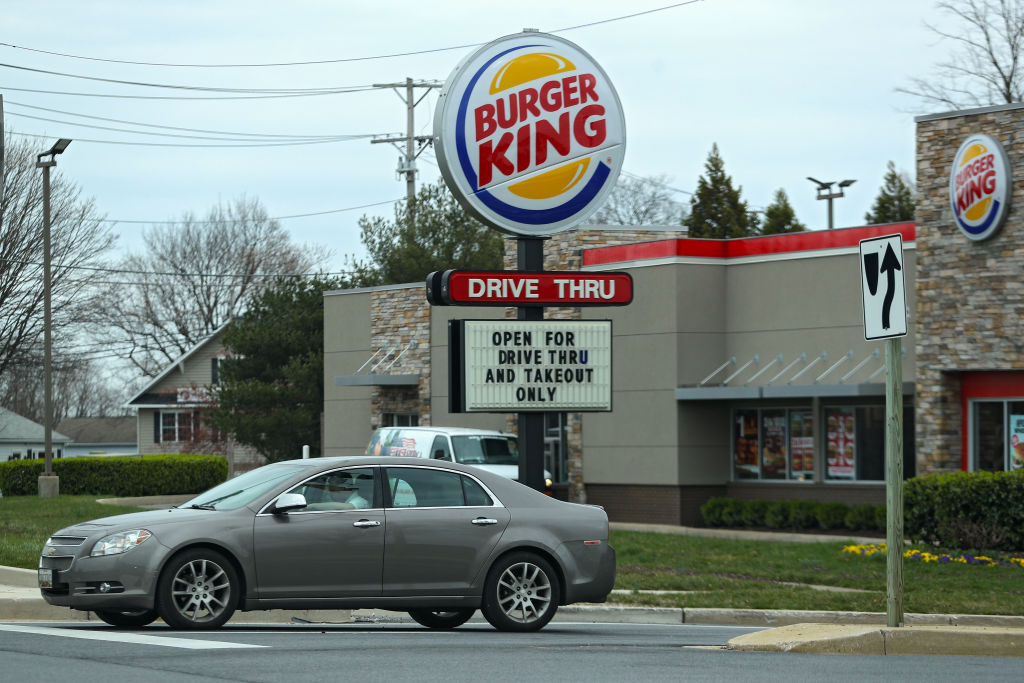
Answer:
[{"left": 807, "top": 176, "right": 856, "bottom": 229}]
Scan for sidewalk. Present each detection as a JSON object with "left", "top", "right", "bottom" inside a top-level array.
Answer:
[{"left": 3, "top": 521, "right": 1023, "bottom": 656}]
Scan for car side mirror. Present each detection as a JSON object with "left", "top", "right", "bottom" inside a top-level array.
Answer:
[{"left": 273, "top": 493, "right": 307, "bottom": 514}]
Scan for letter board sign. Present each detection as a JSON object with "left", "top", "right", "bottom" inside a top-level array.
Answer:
[{"left": 449, "top": 319, "right": 612, "bottom": 413}]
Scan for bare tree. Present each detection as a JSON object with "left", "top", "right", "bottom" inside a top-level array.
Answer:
[
  {"left": 0, "top": 133, "right": 114, "bottom": 387},
  {"left": 899, "top": 0, "right": 1024, "bottom": 109},
  {"left": 90, "top": 196, "right": 330, "bottom": 377},
  {"left": 591, "top": 173, "right": 687, "bottom": 225},
  {"left": 1, "top": 354, "right": 126, "bottom": 421}
]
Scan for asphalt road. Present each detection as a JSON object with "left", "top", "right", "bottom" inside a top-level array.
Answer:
[{"left": 2, "top": 620, "right": 1021, "bottom": 682}]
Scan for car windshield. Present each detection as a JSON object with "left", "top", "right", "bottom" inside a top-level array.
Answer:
[
  {"left": 179, "top": 464, "right": 307, "bottom": 510},
  {"left": 451, "top": 436, "right": 519, "bottom": 466}
]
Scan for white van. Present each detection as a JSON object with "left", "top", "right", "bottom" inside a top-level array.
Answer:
[{"left": 365, "top": 426, "right": 552, "bottom": 490}]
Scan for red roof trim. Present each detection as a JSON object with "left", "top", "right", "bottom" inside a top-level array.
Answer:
[{"left": 582, "top": 223, "right": 916, "bottom": 266}]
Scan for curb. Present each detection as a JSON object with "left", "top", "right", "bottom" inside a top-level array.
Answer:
[{"left": 726, "top": 623, "right": 1024, "bottom": 657}]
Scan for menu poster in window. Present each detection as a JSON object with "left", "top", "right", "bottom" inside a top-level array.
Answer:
[
  {"left": 734, "top": 411, "right": 758, "bottom": 477},
  {"left": 826, "top": 409, "right": 856, "bottom": 478},
  {"left": 1011, "top": 415, "right": 1024, "bottom": 471},
  {"left": 761, "top": 412, "right": 787, "bottom": 478},
  {"left": 790, "top": 410, "right": 814, "bottom": 475}
]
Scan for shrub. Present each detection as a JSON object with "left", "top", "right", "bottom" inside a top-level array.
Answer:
[
  {"left": 845, "top": 504, "right": 878, "bottom": 531},
  {"left": 719, "top": 498, "right": 746, "bottom": 527},
  {"left": 817, "top": 502, "right": 850, "bottom": 530},
  {"left": 700, "top": 497, "right": 730, "bottom": 527},
  {"left": 904, "top": 470, "right": 1024, "bottom": 551},
  {"left": 0, "top": 455, "right": 228, "bottom": 497},
  {"left": 742, "top": 499, "right": 771, "bottom": 527},
  {"left": 764, "top": 501, "right": 790, "bottom": 529},
  {"left": 787, "top": 500, "right": 820, "bottom": 530}
]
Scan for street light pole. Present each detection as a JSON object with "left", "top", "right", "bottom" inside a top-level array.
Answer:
[
  {"left": 807, "top": 177, "right": 856, "bottom": 229},
  {"left": 35, "top": 138, "right": 71, "bottom": 498}
]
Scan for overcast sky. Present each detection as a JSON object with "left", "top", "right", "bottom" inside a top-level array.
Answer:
[{"left": 4, "top": 0, "right": 947, "bottom": 273}]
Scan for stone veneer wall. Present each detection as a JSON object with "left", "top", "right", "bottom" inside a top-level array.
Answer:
[
  {"left": 502, "top": 226, "right": 687, "bottom": 502},
  {"left": 916, "top": 106, "right": 1024, "bottom": 473},
  {"left": 369, "top": 286, "right": 432, "bottom": 429}
]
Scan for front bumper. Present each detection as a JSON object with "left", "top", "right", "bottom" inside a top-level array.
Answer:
[{"left": 39, "top": 539, "right": 166, "bottom": 612}]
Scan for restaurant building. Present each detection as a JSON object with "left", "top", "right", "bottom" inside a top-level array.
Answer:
[{"left": 322, "top": 103, "right": 1024, "bottom": 526}]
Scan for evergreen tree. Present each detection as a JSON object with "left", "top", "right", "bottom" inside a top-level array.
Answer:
[
  {"left": 864, "top": 161, "right": 915, "bottom": 224},
  {"left": 760, "top": 188, "right": 806, "bottom": 234},
  {"left": 207, "top": 275, "right": 344, "bottom": 463},
  {"left": 351, "top": 179, "right": 505, "bottom": 286},
  {"left": 684, "top": 144, "right": 759, "bottom": 238}
]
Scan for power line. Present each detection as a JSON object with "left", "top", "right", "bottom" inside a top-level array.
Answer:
[
  {"left": 0, "top": 61, "right": 375, "bottom": 94},
  {"left": 0, "top": 83, "right": 376, "bottom": 100},
  {"left": 89, "top": 198, "right": 402, "bottom": 225},
  {"left": 0, "top": 254, "right": 360, "bottom": 279},
  {"left": 8, "top": 129, "right": 379, "bottom": 148},
  {"left": 5, "top": 100, "right": 359, "bottom": 140},
  {"left": 8, "top": 112, "right": 384, "bottom": 143},
  {"left": 0, "top": 2, "right": 705, "bottom": 68}
]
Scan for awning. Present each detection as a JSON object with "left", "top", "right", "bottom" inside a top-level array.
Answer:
[
  {"left": 675, "top": 348, "right": 913, "bottom": 401},
  {"left": 334, "top": 341, "right": 420, "bottom": 387}
]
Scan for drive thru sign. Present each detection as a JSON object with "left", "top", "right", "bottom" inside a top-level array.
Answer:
[{"left": 859, "top": 234, "right": 907, "bottom": 340}]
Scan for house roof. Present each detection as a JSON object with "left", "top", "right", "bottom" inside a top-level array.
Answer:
[
  {"left": 55, "top": 417, "right": 136, "bottom": 445},
  {"left": 0, "top": 408, "right": 70, "bottom": 444},
  {"left": 127, "top": 323, "right": 228, "bottom": 406}
]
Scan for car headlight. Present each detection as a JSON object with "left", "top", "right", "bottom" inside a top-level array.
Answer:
[
  {"left": 90, "top": 529, "right": 152, "bottom": 557},
  {"left": 545, "top": 478, "right": 553, "bottom": 489}
]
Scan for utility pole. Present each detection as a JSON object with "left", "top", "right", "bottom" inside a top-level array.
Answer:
[{"left": 371, "top": 78, "right": 441, "bottom": 227}]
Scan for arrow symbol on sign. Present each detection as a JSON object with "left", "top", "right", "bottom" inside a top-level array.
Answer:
[{"left": 879, "top": 244, "right": 901, "bottom": 330}]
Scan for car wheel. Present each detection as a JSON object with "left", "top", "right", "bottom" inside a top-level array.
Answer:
[
  {"left": 481, "top": 552, "right": 560, "bottom": 632},
  {"left": 156, "top": 548, "right": 239, "bottom": 630},
  {"left": 93, "top": 609, "right": 159, "bottom": 628},
  {"left": 407, "top": 608, "right": 476, "bottom": 630}
]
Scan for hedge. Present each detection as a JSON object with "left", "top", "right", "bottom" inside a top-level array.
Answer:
[
  {"left": 701, "top": 497, "right": 884, "bottom": 533},
  {"left": 0, "top": 454, "right": 228, "bottom": 497},
  {"left": 904, "top": 469, "right": 1024, "bottom": 551},
  {"left": 699, "top": 470, "right": 1024, "bottom": 550}
]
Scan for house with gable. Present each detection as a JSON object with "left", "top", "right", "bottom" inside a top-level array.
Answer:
[
  {"left": 0, "top": 407, "right": 71, "bottom": 462},
  {"left": 127, "top": 325, "right": 263, "bottom": 474}
]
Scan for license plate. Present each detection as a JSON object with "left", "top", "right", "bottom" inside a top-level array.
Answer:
[{"left": 38, "top": 568, "right": 53, "bottom": 589}]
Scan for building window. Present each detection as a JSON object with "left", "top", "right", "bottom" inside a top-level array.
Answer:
[
  {"left": 381, "top": 413, "right": 418, "bottom": 427},
  {"left": 735, "top": 404, "right": 914, "bottom": 482},
  {"left": 544, "top": 412, "right": 568, "bottom": 484},
  {"left": 160, "top": 410, "right": 201, "bottom": 442},
  {"left": 824, "top": 404, "right": 915, "bottom": 482},
  {"left": 971, "top": 399, "right": 1024, "bottom": 472},
  {"left": 733, "top": 407, "right": 813, "bottom": 481}
]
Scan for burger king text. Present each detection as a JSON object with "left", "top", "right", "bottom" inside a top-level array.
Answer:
[{"left": 473, "top": 74, "right": 606, "bottom": 187}]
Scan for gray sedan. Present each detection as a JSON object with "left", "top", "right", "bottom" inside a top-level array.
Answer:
[{"left": 38, "top": 457, "right": 615, "bottom": 631}]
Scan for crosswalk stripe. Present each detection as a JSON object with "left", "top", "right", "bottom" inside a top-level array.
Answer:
[{"left": 0, "top": 624, "right": 267, "bottom": 649}]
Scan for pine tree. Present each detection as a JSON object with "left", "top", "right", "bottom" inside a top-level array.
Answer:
[
  {"left": 864, "top": 161, "right": 915, "bottom": 224},
  {"left": 760, "top": 188, "right": 806, "bottom": 234},
  {"left": 684, "top": 144, "right": 759, "bottom": 238}
]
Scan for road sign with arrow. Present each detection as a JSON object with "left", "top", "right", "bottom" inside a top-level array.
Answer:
[{"left": 859, "top": 234, "right": 907, "bottom": 340}]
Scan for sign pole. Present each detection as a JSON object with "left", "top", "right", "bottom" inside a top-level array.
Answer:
[
  {"left": 885, "top": 335, "right": 904, "bottom": 627},
  {"left": 517, "top": 237, "right": 547, "bottom": 492}
]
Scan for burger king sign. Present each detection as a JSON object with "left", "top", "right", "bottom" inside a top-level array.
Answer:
[
  {"left": 434, "top": 32, "right": 625, "bottom": 235},
  {"left": 949, "top": 133, "right": 1011, "bottom": 241}
]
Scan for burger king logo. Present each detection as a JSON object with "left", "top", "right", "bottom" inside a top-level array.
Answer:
[
  {"left": 434, "top": 32, "right": 625, "bottom": 235},
  {"left": 949, "top": 133, "right": 1011, "bottom": 241}
]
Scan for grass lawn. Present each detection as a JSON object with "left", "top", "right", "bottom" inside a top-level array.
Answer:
[
  {"left": 611, "top": 530, "right": 1024, "bottom": 615},
  {"left": 2, "top": 495, "right": 1022, "bottom": 616},
  {"left": 0, "top": 495, "right": 145, "bottom": 570}
]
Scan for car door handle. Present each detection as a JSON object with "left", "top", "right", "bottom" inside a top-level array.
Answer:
[
  {"left": 353, "top": 520, "right": 381, "bottom": 528},
  {"left": 471, "top": 518, "right": 498, "bottom": 525}
]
